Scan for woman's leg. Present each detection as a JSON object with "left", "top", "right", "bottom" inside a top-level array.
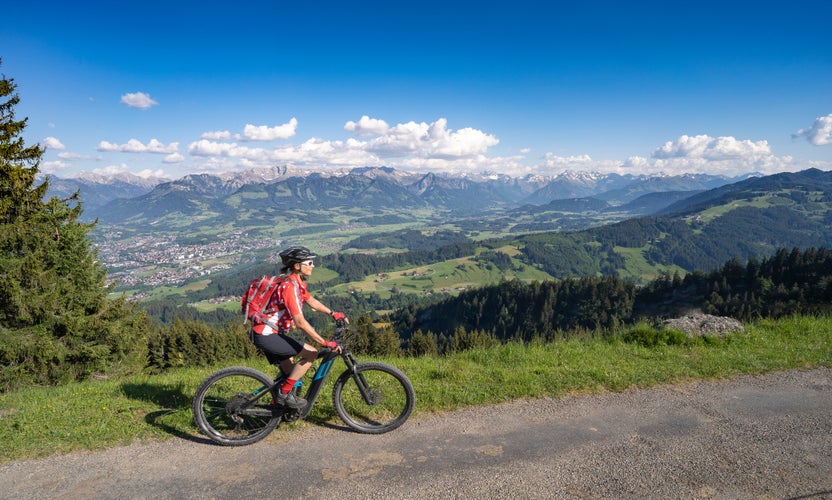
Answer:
[{"left": 287, "top": 344, "right": 318, "bottom": 381}]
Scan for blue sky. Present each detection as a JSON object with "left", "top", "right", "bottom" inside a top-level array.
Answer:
[{"left": 3, "top": 1, "right": 831, "bottom": 180}]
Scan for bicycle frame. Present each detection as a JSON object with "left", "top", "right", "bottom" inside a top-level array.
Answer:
[
  {"left": 237, "top": 347, "right": 369, "bottom": 420},
  {"left": 296, "top": 348, "right": 341, "bottom": 418}
]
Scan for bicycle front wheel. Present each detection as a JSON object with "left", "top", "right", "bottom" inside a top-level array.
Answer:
[
  {"left": 332, "top": 362, "right": 415, "bottom": 434},
  {"left": 192, "top": 366, "right": 280, "bottom": 446}
]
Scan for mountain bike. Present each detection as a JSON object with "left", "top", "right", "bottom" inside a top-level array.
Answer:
[{"left": 192, "top": 320, "right": 415, "bottom": 446}]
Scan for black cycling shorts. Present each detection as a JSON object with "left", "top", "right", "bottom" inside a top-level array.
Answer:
[{"left": 251, "top": 331, "right": 305, "bottom": 364}]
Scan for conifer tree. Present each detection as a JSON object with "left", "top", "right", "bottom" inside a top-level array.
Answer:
[
  {"left": 407, "top": 329, "right": 438, "bottom": 357},
  {"left": 0, "top": 58, "right": 149, "bottom": 390},
  {"left": 368, "top": 323, "right": 403, "bottom": 357}
]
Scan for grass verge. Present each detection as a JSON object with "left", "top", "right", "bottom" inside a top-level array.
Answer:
[{"left": 0, "top": 314, "right": 829, "bottom": 464}]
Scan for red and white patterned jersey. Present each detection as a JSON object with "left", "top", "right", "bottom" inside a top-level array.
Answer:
[{"left": 252, "top": 274, "right": 310, "bottom": 335}]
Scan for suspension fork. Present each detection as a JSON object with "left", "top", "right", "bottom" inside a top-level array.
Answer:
[{"left": 341, "top": 352, "right": 378, "bottom": 405}]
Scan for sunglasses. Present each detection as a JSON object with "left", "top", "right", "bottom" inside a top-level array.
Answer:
[{"left": 300, "top": 260, "right": 315, "bottom": 267}]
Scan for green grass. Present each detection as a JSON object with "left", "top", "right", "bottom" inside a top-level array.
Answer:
[
  {"left": 0, "top": 315, "right": 829, "bottom": 464},
  {"left": 614, "top": 245, "right": 686, "bottom": 282},
  {"left": 331, "top": 255, "right": 553, "bottom": 296},
  {"left": 695, "top": 192, "right": 805, "bottom": 224}
]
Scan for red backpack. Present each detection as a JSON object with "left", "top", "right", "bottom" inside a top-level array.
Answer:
[{"left": 240, "top": 275, "right": 284, "bottom": 324}]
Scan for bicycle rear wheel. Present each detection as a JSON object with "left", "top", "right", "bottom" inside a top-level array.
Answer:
[
  {"left": 192, "top": 366, "right": 280, "bottom": 446},
  {"left": 332, "top": 362, "right": 415, "bottom": 434}
]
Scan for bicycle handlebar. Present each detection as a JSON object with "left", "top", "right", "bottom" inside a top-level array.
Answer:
[
  {"left": 315, "top": 320, "right": 349, "bottom": 358},
  {"left": 333, "top": 318, "right": 348, "bottom": 343}
]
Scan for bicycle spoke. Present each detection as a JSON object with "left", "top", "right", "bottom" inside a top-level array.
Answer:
[
  {"left": 192, "top": 367, "right": 281, "bottom": 446},
  {"left": 333, "top": 362, "right": 414, "bottom": 434}
]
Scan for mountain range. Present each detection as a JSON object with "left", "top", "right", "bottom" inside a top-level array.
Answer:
[{"left": 43, "top": 165, "right": 752, "bottom": 228}]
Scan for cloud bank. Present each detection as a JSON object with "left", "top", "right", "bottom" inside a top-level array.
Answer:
[
  {"left": 97, "top": 139, "right": 179, "bottom": 154},
  {"left": 645, "top": 134, "right": 790, "bottom": 176},
  {"left": 186, "top": 117, "right": 501, "bottom": 173},
  {"left": 45, "top": 114, "right": 830, "bottom": 179}
]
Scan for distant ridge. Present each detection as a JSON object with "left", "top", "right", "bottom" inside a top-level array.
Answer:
[
  {"left": 45, "top": 164, "right": 796, "bottom": 227},
  {"left": 658, "top": 168, "right": 832, "bottom": 216}
]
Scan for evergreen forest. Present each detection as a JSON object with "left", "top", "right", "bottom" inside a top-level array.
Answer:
[{"left": 391, "top": 247, "right": 832, "bottom": 353}]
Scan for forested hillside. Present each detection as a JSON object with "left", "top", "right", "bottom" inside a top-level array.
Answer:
[
  {"left": 390, "top": 247, "right": 832, "bottom": 351},
  {"left": 437, "top": 168, "right": 831, "bottom": 279},
  {"left": 658, "top": 168, "right": 832, "bottom": 216},
  {"left": 513, "top": 204, "right": 832, "bottom": 277}
]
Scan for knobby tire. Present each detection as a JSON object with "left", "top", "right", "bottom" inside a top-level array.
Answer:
[
  {"left": 192, "top": 366, "right": 280, "bottom": 446},
  {"left": 332, "top": 362, "right": 415, "bottom": 434}
]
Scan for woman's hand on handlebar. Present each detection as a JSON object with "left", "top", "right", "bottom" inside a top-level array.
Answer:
[
  {"left": 330, "top": 311, "right": 348, "bottom": 323},
  {"left": 323, "top": 340, "right": 343, "bottom": 353}
]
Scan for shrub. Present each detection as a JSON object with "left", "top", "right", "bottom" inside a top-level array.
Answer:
[{"left": 621, "top": 323, "right": 687, "bottom": 347}]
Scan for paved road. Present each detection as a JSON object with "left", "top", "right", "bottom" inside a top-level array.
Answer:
[{"left": 2, "top": 368, "right": 830, "bottom": 499}]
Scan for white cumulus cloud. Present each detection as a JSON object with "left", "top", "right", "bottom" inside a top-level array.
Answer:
[
  {"left": 188, "top": 140, "right": 282, "bottom": 167},
  {"left": 241, "top": 118, "right": 298, "bottom": 141},
  {"left": 120, "top": 91, "right": 159, "bottom": 110},
  {"left": 364, "top": 118, "right": 498, "bottom": 159},
  {"left": 40, "top": 160, "right": 71, "bottom": 174},
  {"left": 345, "top": 116, "right": 390, "bottom": 136},
  {"left": 184, "top": 117, "right": 503, "bottom": 175},
  {"left": 201, "top": 130, "right": 232, "bottom": 140},
  {"left": 90, "top": 164, "right": 130, "bottom": 176},
  {"left": 653, "top": 134, "right": 772, "bottom": 160},
  {"left": 188, "top": 140, "right": 240, "bottom": 156},
  {"left": 647, "top": 134, "right": 789, "bottom": 176},
  {"left": 534, "top": 133, "right": 796, "bottom": 177},
  {"left": 543, "top": 153, "right": 595, "bottom": 168},
  {"left": 135, "top": 168, "right": 167, "bottom": 179},
  {"left": 163, "top": 153, "right": 185, "bottom": 163},
  {"left": 97, "top": 138, "right": 179, "bottom": 154},
  {"left": 793, "top": 113, "right": 832, "bottom": 146},
  {"left": 622, "top": 156, "right": 651, "bottom": 170},
  {"left": 87, "top": 164, "right": 168, "bottom": 179},
  {"left": 43, "top": 136, "right": 65, "bottom": 150}
]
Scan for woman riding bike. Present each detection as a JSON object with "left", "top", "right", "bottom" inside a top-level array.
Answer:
[{"left": 249, "top": 246, "right": 348, "bottom": 409}]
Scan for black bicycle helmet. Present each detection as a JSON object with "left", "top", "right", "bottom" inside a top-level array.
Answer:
[{"left": 279, "top": 246, "right": 318, "bottom": 266}]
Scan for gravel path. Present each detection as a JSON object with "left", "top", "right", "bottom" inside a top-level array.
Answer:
[{"left": 1, "top": 367, "right": 830, "bottom": 499}]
